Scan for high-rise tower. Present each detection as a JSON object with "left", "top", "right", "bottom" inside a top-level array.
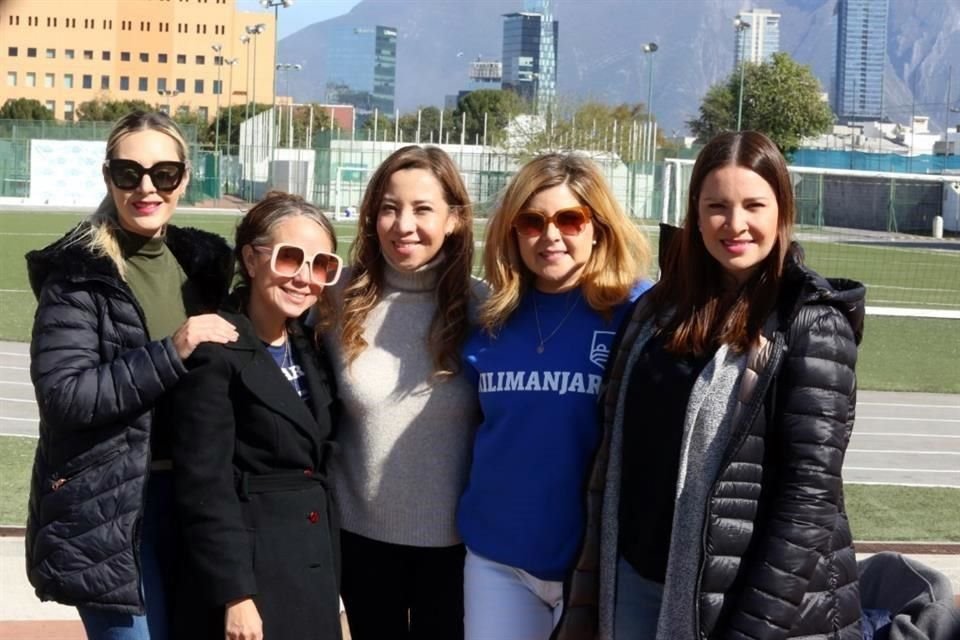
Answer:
[
  {"left": 501, "top": 0, "right": 557, "bottom": 116},
  {"left": 833, "top": 0, "right": 889, "bottom": 121},
  {"left": 733, "top": 8, "right": 781, "bottom": 69}
]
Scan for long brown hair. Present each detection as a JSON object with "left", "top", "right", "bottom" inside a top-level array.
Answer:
[
  {"left": 650, "top": 130, "right": 795, "bottom": 354},
  {"left": 481, "top": 152, "right": 650, "bottom": 333},
  {"left": 339, "top": 145, "right": 474, "bottom": 377}
]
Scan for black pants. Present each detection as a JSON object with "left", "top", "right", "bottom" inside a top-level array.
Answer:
[{"left": 340, "top": 529, "right": 465, "bottom": 640}]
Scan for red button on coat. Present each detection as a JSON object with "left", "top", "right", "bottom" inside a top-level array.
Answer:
[
  {"left": 307, "top": 511, "right": 320, "bottom": 524},
  {"left": 303, "top": 469, "right": 313, "bottom": 476}
]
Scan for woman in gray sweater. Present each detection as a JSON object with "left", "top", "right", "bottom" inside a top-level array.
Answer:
[{"left": 322, "top": 145, "right": 484, "bottom": 640}]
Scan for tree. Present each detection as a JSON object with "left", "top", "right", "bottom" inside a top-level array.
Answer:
[
  {"left": 688, "top": 52, "right": 834, "bottom": 153},
  {"left": 0, "top": 98, "right": 54, "bottom": 120},
  {"left": 76, "top": 99, "right": 153, "bottom": 122},
  {"left": 211, "top": 103, "right": 273, "bottom": 151},
  {"left": 453, "top": 89, "right": 526, "bottom": 145}
]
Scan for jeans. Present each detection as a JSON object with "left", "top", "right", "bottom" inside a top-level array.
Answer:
[
  {"left": 614, "top": 555, "right": 664, "bottom": 640},
  {"left": 78, "top": 473, "right": 176, "bottom": 640},
  {"left": 340, "top": 529, "right": 466, "bottom": 640},
  {"left": 463, "top": 547, "right": 564, "bottom": 640}
]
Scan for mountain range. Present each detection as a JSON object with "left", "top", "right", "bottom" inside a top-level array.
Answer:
[{"left": 277, "top": 0, "right": 960, "bottom": 135}]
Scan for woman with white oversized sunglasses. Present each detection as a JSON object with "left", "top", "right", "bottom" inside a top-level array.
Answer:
[{"left": 169, "top": 191, "right": 344, "bottom": 640}]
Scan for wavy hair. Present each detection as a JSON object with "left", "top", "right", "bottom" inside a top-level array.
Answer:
[
  {"left": 73, "top": 111, "right": 190, "bottom": 279},
  {"left": 649, "top": 130, "right": 796, "bottom": 354},
  {"left": 480, "top": 152, "right": 650, "bottom": 333},
  {"left": 339, "top": 145, "right": 474, "bottom": 377}
]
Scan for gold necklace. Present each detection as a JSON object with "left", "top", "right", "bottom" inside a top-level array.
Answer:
[{"left": 532, "top": 293, "right": 580, "bottom": 354}]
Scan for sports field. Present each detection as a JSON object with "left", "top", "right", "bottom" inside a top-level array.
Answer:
[{"left": 1, "top": 210, "right": 958, "bottom": 392}]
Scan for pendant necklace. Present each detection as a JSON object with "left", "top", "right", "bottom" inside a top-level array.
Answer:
[{"left": 533, "top": 292, "right": 579, "bottom": 354}]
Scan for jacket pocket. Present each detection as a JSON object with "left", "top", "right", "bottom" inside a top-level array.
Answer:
[{"left": 48, "top": 442, "right": 131, "bottom": 493}]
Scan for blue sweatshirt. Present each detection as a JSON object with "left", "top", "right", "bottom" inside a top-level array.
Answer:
[{"left": 458, "top": 282, "right": 650, "bottom": 581}]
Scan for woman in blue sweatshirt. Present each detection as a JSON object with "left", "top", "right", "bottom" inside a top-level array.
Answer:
[{"left": 458, "top": 153, "right": 652, "bottom": 640}]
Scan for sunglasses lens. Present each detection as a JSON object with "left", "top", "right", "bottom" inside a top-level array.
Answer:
[
  {"left": 109, "top": 161, "right": 142, "bottom": 190},
  {"left": 151, "top": 163, "right": 184, "bottom": 191},
  {"left": 273, "top": 245, "right": 306, "bottom": 276},
  {"left": 514, "top": 212, "right": 546, "bottom": 237},
  {"left": 312, "top": 254, "right": 341, "bottom": 283},
  {"left": 556, "top": 209, "right": 588, "bottom": 235}
]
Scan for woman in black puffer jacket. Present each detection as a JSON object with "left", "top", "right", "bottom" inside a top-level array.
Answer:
[
  {"left": 552, "top": 131, "right": 864, "bottom": 640},
  {"left": 25, "top": 111, "right": 236, "bottom": 640}
]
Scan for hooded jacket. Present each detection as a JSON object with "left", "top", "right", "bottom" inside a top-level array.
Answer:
[
  {"left": 553, "top": 243, "right": 866, "bottom": 640},
  {"left": 24, "top": 222, "right": 231, "bottom": 613}
]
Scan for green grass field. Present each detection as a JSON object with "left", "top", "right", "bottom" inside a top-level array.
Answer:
[{"left": 2, "top": 211, "right": 959, "bottom": 392}]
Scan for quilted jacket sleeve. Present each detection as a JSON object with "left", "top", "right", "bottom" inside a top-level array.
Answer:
[
  {"left": 723, "top": 305, "right": 858, "bottom": 640},
  {"left": 30, "top": 281, "right": 187, "bottom": 432},
  {"left": 170, "top": 343, "right": 258, "bottom": 606}
]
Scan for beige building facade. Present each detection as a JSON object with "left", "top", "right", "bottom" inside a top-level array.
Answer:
[{"left": 0, "top": 0, "right": 277, "bottom": 121}]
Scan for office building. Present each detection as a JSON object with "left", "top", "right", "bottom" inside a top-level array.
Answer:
[
  {"left": 833, "top": 0, "right": 889, "bottom": 121},
  {"left": 0, "top": 0, "right": 276, "bottom": 122},
  {"left": 501, "top": 0, "right": 557, "bottom": 116},
  {"left": 325, "top": 25, "right": 397, "bottom": 120},
  {"left": 733, "top": 8, "right": 781, "bottom": 68}
]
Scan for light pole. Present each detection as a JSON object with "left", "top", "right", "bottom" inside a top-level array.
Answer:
[
  {"left": 211, "top": 44, "right": 223, "bottom": 159},
  {"left": 224, "top": 58, "right": 238, "bottom": 158},
  {"left": 260, "top": 0, "right": 294, "bottom": 182},
  {"left": 246, "top": 23, "right": 266, "bottom": 200},
  {"left": 158, "top": 89, "right": 180, "bottom": 114},
  {"left": 641, "top": 42, "right": 658, "bottom": 217},
  {"left": 734, "top": 17, "right": 751, "bottom": 131},
  {"left": 276, "top": 63, "right": 302, "bottom": 147}
]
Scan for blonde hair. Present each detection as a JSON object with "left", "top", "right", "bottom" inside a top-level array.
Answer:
[
  {"left": 340, "top": 145, "right": 475, "bottom": 378},
  {"left": 75, "top": 111, "right": 190, "bottom": 279},
  {"left": 481, "top": 153, "right": 650, "bottom": 333}
]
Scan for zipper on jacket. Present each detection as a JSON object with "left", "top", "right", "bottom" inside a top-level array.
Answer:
[
  {"left": 693, "top": 332, "right": 787, "bottom": 636},
  {"left": 50, "top": 446, "right": 127, "bottom": 491}
]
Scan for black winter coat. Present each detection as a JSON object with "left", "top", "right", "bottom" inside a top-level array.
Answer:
[
  {"left": 170, "top": 311, "right": 341, "bottom": 640},
  {"left": 24, "top": 222, "right": 232, "bottom": 613},
  {"left": 554, "top": 247, "right": 866, "bottom": 640}
]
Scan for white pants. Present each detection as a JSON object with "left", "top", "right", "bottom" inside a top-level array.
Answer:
[{"left": 464, "top": 547, "right": 564, "bottom": 640}]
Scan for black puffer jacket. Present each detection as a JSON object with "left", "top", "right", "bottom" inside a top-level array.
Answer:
[
  {"left": 24, "top": 222, "right": 232, "bottom": 613},
  {"left": 554, "top": 246, "right": 866, "bottom": 640}
]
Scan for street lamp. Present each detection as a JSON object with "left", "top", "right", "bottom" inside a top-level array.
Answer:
[
  {"left": 734, "top": 17, "right": 751, "bottom": 131},
  {"left": 642, "top": 42, "right": 658, "bottom": 171},
  {"left": 212, "top": 44, "right": 223, "bottom": 159},
  {"left": 260, "top": 0, "right": 294, "bottom": 181},
  {"left": 276, "top": 63, "right": 302, "bottom": 147},
  {"left": 158, "top": 89, "right": 180, "bottom": 114},
  {"left": 224, "top": 58, "right": 239, "bottom": 158},
  {"left": 245, "top": 23, "right": 267, "bottom": 200}
]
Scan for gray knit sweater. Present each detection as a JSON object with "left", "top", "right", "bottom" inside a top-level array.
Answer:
[{"left": 323, "top": 261, "right": 483, "bottom": 547}]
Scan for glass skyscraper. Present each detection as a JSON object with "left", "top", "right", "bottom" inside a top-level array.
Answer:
[
  {"left": 733, "top": 9, "right": 781, "bottom": 69},
  {"left": 501, "top": 0, "right": 557, "bottom": 116},
  {"left": 325, "top": 25, "right": 397, "bottom": 120},
  {"left": 833, "top": 0, "right": 889, "bottom": 121}
]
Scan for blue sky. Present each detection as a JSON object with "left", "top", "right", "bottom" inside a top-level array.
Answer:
[{"left": 236, "top": 0, "right": 362, "bottom": 38}]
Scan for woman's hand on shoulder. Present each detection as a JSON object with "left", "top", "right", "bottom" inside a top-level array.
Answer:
[
  {"left": 225, "top": 597, "right": 263, "bottom": 640},
  {"left": 172, "top": 314, "right": 238, "bottom": 361}
]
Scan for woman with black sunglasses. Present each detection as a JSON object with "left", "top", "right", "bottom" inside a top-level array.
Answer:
[
  {"left": 457, "top": 153, "right": 652, "bottom": 640},
  {"left": 169, "top": 191, "right": 343, "bottom": 640},
  {"left": 24, "top": 111, "right": 237, "bottom": 640}
]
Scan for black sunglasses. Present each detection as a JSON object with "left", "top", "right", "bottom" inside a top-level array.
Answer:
[{"left": 105, "top": 159, "right": 187, "bottom": 192}]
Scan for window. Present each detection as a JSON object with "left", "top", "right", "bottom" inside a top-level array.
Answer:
[
  {"left": 102, "top": 51, "right": 110, "bottom": 61},
  {"left": 198, "top": 106, "right": 209, "bottom": 121},
  {"left": 159, "top": 53, "right": 168, "bottom": 63},
  {"left": 177, "top": 105, "right": 189, "bottom": 117},
  {"left": 140, "top": 52, "right": 149, "bottom": 62},
  {"left": 45, "top": 48, "right": 55, "bottom": 58},
  {"left": 158, "top": 77, "right": 167, "bottom": 92},
  {"left": 138, "top": 77, "right": 148, "bottom": 91},
  {"left": 121, "top": 51, "right": 130, "bottom": 62},
  {"left": 64, "top": 73, "right": 74, "bottom": 89},
  {"left": 65, "top": 49, "right": 75, "bottom": 59},
  {"left": 82, "top": 74, "right": 93, "bottom": 89},
  {"left": 8, "top": 15, "right": 20, "bottom": 26},
  {"left": 7, "top": 47, "right": 16, "bottom": 57},
  {"left": 45, "top": 101, "right": 55, "bottom": 114},
  {"left": 177, "top": 54, "right": 186, "bottom": 64},
  {"left": 44, "top": 73, "right": 55, "bottom": 88},
  {"left": 120, "top": 76, "right": 129, "bottom": 91},
  {"left": 175, "top": 78, "right": 185, "bottom": 92},
  {"left": 214, "top": 55, "right": 223, "bottom": 65},
  {"left": 26, "top": 72, "right": 36, "bottom": 87},
  {"left": 213, "top": 79, "right": 222, "bottom": 95},
  {"left": 27, "top": 47, "right": 37, "bottom": 57},
  {"left": 194, "top": 79, "right": 204, "bottom": 94},
  {"left": 195, "top": 55, "right": 205, "bottom": 65},
  {"left": 64, "top": 101, "right": 75, "bottom": 121},
  {"left": 101, "top": 75, "right": 110, "bottom": 90},
  {"left": 83, "top": 50, "right": 93, "bottom": 60},
  {"left": 5, "top": 72, "right": 15, "bottom": 87}
]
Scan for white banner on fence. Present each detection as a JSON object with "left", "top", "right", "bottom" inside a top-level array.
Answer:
[{"left": 29, "top": 140, "right": 107, "bottom": 207}]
